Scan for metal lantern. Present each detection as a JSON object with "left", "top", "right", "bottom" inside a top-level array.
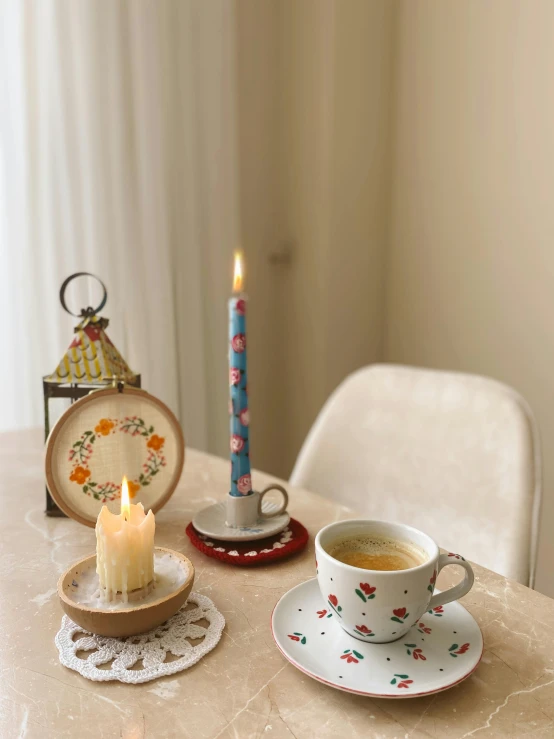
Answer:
[{"left": 43, "top": 273, "right": 141, "bottom": 516}]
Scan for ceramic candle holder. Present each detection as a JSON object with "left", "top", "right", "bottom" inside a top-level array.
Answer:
[
  {"left": 225, "top": 484, "right": 289, "bottom": 528},
  {"left": 58, "top": 547, "right": 194, "bottom": 638}
]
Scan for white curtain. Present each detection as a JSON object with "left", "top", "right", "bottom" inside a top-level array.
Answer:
[{"left": 0, "top": 0, "right": 239, "bottom": 457}]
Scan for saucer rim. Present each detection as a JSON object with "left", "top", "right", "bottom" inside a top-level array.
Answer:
[
  {"left": 192, "top": 501, "right": 290, "bottom": 541},
  {"left": 271, "top": 578, "right": 484, "bottom": 699}
]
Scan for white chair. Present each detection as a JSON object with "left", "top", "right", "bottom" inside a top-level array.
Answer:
[{"left": 291, "top": 364, "right": 541, "bottom": 586}]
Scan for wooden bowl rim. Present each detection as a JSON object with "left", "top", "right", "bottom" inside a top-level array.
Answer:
[
  {"left": 58, "top": 546, "right": 195, "bottom": 616},
  {"left": 45, "top": 386, "right": 185, "bottom": 528}
]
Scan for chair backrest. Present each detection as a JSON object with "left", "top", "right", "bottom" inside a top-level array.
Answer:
[{"left": 290, "top": 364, "right": 541, "bottom": 586}]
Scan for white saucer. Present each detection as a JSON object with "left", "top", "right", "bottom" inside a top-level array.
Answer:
[
  {"left": 192, "top": 501, "right": 290, "bottom": 541},
  {"left": 271, "top": 578, "right": 483, "bottom": 699}
]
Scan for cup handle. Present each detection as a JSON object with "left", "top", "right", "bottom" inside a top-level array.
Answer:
[
  {"left": 428, "top": 552, "right": 475, "bottom": 610},
  {"left": 258, "top": 484, "right": 289, "bottom": 519}
]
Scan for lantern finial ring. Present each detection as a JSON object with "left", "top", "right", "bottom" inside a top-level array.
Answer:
[{"left": 59, "top": 272, "right": 108, "bottom": 318}]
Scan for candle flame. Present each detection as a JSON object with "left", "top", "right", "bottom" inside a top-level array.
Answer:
[
  {"left": 233, "top": 251, "right": 244, "bottom": 293},
  {"left": 121, "top": 475, "right": 131, "bottom": 521}
]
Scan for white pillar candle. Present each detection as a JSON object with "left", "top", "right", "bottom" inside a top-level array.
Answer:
[{"left": 95, "top": 476, "right": 155, "bottom": 602}]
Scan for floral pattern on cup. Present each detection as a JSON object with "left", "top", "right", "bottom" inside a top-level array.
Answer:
[
  {"left": 390, "top": 674, "right": 413, "bottom": 689},
  {"left": 354, "top": 624, "right": 374, "bottom": 638},
  {"left": 288, "top": 633, "right": 306, "bottom": 644},
  {"left": 341, "top": 649, "right": 364, "bottom": 664},
  {"left": 448, "top": 553, "right": 466, "bottom": 561},
  {"left": 391, "top": 607, "right": 410, "bottom": 624},
  {"left": 355, "top": 583, "right": 376, "bottom": 602},
  {"left": 317, "top": 609, "right": 332, "bottom": 619},
  {"left": 428, "top": 569, "right": 437, "bottom": 593},
  {"left": 404, "top": 644, "right": 426, "bottom": 660},
  {"left": 328, "top": 594, "right": 342, "bottom": 617},
  {"left": 449, "top": 642, "right": 470, "bottom": 657}
]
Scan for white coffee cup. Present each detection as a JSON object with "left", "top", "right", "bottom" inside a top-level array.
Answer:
[
  {"left": 315, "top": 519, "right": 474, "bottom": 644},
  {"left": 225, "top": 484, "right": 289, "bottom": 528}
]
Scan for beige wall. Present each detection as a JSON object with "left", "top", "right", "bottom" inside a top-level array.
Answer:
[
  {"left": 386, "top": 0, "right": 554, "bottom": 595},
  {"left": 237, "top": 0, "right": 395, "bottom": 476}
]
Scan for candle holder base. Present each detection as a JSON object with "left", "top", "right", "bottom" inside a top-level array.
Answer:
[
  {"left": 58, "top": 547, "right": 194, "bottom": 637},
  {"left": 99, "top": 579, "right": 155, "bottom": 604},
  {"left": 193, "top": 500, "right": 290, "bottom": 541}
]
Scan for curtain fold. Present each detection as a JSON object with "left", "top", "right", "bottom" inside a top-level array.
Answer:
[{"left": 0, "top": 0, "right": 239, "bottom": 458}]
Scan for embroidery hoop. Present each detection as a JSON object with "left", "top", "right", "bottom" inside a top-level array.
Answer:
[{"left": 45, "top": 386, "right": 185, "bottom": 527}]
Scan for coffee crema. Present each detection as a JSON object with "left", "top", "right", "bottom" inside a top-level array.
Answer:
[{"left": 326, "top": 534, "right": 428, "bottom": 571}]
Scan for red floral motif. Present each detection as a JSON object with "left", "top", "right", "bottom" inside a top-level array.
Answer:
[
  {"left": 235, "top": 298, "right": 246, "bottom": 315},
  {"left": 341, "top": 649, "right": 364, "bottom": 664},
  {"left": 448, "top": 553, "right": 466, "bottom": 561},
  {"left": 237, "top": 474, "right": 252, "bottom": 495},
  {"left": 317, "top": 609, "right": 328, "bottom": 618},
  {"left": 449, "top": 642, "right": 470, "bottom": 657},
  {"left": 231, "top": 434, "right": 245, "bottom": 453},
  {"left": 391, "top": 607, "right": 410, "bottom": 624},
  {"left": 231, "top": 333, "right": 246, "bottom": 353},
  {"left": 230, "top": 367, "right": 241, "bottom": 385},
  {"left": 239, "top": 408, "right": 250, "bottom": 427},
  {"left": 428, "top": 569, "right": 437, "bottom": 593},
  {"left": 354, "top": 625, "right": 374, "bottom": 637},
  {"left": 428, "top": 605, "right": 444, "bottom": 617},
  {"left": 417, "top": 622, "right": 432, "bottom": 634},
  {"left": 405, "top": 644, "right": 426, "bottom": 660},
  {"left": 288, "top": 632, "right": 307, "bottom": 644},
  {"left": 328, "top": 594, "right": 338, "bottom": 607},
  {"left": 355, "top": 583, "right": 376, "bottom": 602},
  {"left": 390, "top": 674, "right": 413, "bottom": 689}
]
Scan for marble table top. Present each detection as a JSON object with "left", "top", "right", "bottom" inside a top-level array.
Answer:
[{"left": 2, "top": 429, "right": 554, "bottom": 738}]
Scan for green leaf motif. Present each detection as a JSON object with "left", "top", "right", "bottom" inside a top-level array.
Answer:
[
  {"left": 427, "top": 585, "right": 433, "bottom": 592},
  {"left": 83, "top": 485, "right": 88, "bottom": 492},
  {"left": 395, "top": 674, "right": 409, "bottom": 679},
  {"left": 391, "top": 616, "right": 403, "bottom": 624},
  {"left": 337, "top": 606, "right": 342, "bottom": 612},
  {"left": 90, "top": 435, "right": 95, "bottom": 443},
  {"left": 450, "top": 653, "right": 458, "bottom": 658},
  {"left": 449, "top": 644, "right": 458, "bottom": 651},
  {"left": 405, "top": 644, "right": 417, "bottom": 648},
  {"left": 149, "top": 426, "right": 154, "bottom": 433},
  {"left": 368, "top": 593, "right": 375, "bottom": 600},
  {"left": 352, "top": 650, "right": 364, "bottom": 660},
  {"left": 355, "top": 589, "right": 367, "bottom": 602},
  {"left": 301, "top": 636, "right": 307, "bottom": 645},
  {"left": 343, "top": 649, "right": 350, "bottom": 654},
  {"left": 293, "top": 632, "right": 302, "bottom": 636},
  {"left": 390, "top": 678, "right": 397, "bottom": 685}
]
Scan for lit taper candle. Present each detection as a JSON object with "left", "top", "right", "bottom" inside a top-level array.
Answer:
[{"left": 229, "top": 251, "right": 252, "bottom": 496}]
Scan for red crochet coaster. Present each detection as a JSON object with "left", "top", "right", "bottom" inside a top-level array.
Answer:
[{"left": 186, "top": 518, "right": 309, "bottom": 566}]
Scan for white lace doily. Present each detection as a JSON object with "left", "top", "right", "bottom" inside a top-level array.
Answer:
[{"left": 55, "top": 592, "right": 225, "bottom": 683}]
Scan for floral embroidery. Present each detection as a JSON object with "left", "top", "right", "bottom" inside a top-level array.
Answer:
[
  {"left": 231, "top": 434, "right": 246, "bottom": 453},
  {"left": 237, "top": 474, "right": 252, "bottom": 495},
  {"left": 390, "top": 674, "right": 413, "bottom": 689},
  {"left": 147, "top": 434, "right": 165, "bottom": 451},
  {"left": 288, "top": 633, "right": 307, "bottom": 644},
  {"left": 235, "top": 299, "right": 246, "bottom": 316},
  {"left": 449, "top": 643, "right": 470, "bottom": 657},
  {"left": 404, "top": 644, "right": 426, "bottom": 660},
  {"left": 341, "top": 649, "right": 364, "bottom": 664},
  {"left": 239, "top": 408, "right": 250, "bottom": 427},
  {"left": 448, "top": 553, "right": 466, "bottom": 561},
  {"left": 354, "top": 625, "right": 374, "bottom": 637},
  {"left": 428, "top": 569, "right": 437, "bottom": 593},
  {"left": 317, "top": 609, "right": 332, "bottom": 619},
  {"left": 231, "top": 333, "right": 246, "bottom": 353},
  {"left": 417, "top": 622, "right": 432, "bottom": 634},
  {"left": 67, "top": 417, "right": 166, "bottom": 502},
  {"left": 230, "top": 367, "right": 241, "bottom": 385},
  {"left": 328, "top": 594, "right": 342, "bottom": 617},
  {"left": 355, "top": 583, "right": 376, "bottom": 602},
  {"left": 391, "top": 607, "right": 410, "bottom": 624},
  {"left": 94, "top": 418, "right": 115, "bottom": 436},
  {"left": 69, "top": 466, "right": 90, "bottom": 485},
  {"left": 428, "top": 605, "right": 444, "bottom": 617}
]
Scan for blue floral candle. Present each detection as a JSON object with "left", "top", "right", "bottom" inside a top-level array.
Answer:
[{"left": 229, "top": 252, "right": 252, "bottom": 496}]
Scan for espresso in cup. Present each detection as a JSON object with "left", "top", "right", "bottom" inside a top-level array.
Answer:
[{"left": 327, "top": 534, "right": 428, "bottom": 571}]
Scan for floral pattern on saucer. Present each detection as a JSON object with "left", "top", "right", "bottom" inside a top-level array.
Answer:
[{"left": 271, "top": 578, "right": 483, "bottom": 699}]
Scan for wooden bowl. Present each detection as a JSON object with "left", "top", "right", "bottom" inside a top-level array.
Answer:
[{"left": 58, "top": 547, "right": 194, "bottom": 637}]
